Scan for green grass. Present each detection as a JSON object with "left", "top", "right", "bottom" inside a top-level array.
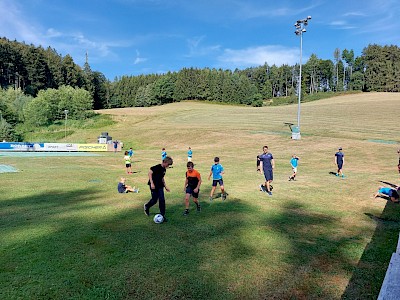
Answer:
[
  {"left": 1, "top": 92, "right": 400, "bottom": 299},
  {"left": 265, "top": 91, "right": 363, "bottom": 106}
]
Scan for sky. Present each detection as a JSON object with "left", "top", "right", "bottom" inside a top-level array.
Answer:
[{"left": 1, "top": 0, "right": 400, "bottom": 80}]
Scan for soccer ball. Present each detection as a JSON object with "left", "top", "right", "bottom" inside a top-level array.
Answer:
[{"left": 153, "top": 214, "right": 164, "bottom": 224}]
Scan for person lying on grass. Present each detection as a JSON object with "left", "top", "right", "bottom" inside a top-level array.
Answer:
[{"left": 374, "top": 186, "right": 400, "bottom": 203}]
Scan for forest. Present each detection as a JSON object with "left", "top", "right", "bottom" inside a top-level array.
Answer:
[{"left": 1, "top": 36, "right": 400, "bottom": 141}]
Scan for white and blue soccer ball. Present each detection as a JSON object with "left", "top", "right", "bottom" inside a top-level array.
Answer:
[{"left": 153, "top": 214, "right": 164, "bottom": 224}]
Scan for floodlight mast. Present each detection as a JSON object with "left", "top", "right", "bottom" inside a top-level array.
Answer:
[
  {"left": 64, "top": 109, "right": 69, "bottom": 139},
  {"left": 293, "top": 16, "right": 311, "bottom": 140}
]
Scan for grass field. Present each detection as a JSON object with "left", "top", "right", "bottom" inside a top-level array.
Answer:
[{"left": 1, "top": 92, "right": 399, "bottom": 299}]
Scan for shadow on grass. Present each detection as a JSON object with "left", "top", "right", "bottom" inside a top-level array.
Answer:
[
  {"left": 341, "top": 200, "right": 400, "bottom": 299},
  {"left": 1, "top": 191, "right": 260, "bottom": 299},
  {"left": 1, "top": 189, "right": 376, "bottom": 299},
  {"left": 257, "top": 201, "right": 363, "bottom": 299}
]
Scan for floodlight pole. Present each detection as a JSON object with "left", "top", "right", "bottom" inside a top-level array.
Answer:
[
  {"left": 64, "top": 109, "right": 69, "bottom": 139},
  {"left": 298, "top": 32, "right": 303, "bottom": 132},
  {"left": 294, "top": 16, "right": 311, "bottom": 140}
]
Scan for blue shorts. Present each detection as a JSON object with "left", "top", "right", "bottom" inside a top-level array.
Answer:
[
  {"left": 337, "top": 163, "right": 343, "bottom": 170},
  {"left": 212, "top": 179, "right": 224, "bottom": 187},
  {"left": 263, "top": 169, "right": 273, "bottom": 181},
  {"left": 186, "top": 186, "right": 199, "bottom": 198}
]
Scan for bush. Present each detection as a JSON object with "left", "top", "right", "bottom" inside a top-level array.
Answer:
[{"left": 252, "top": 99, "right": 264, "bottom": 107}]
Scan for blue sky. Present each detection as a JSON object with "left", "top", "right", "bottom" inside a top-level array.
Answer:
[{"left": 1, "top": 0, "right": 399, "bottom": 80}]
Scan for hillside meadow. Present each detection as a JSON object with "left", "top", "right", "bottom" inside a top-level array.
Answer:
[{"left": 1, "top": 92, "right": 399, "bottom": 299}]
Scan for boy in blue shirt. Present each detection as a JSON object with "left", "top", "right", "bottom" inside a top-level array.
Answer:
[
  {"left": 208, "top": 157, "right": 226, "bottom": 201},
  {"left": 187, "top": 147, "right": 193, "bottom": 162},
  {"left": 128, "top": 147, "right": 134, "bottom": 157},
  {"left": 161, "top": 148, "right": 167, "bottom": 161},
  {"left": 289, "top": 154, "right": 299, "bottom": 181},
  {"left": 374, "top": 186, "right": 399, "bottom": 203}
]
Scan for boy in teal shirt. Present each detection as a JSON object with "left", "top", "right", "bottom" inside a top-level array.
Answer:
[
  {"left": 208, "top": 157, "right": 226, "bottom": 201},
  {"left": 289, "top": 154, "right": 299, "bottom": 181}
]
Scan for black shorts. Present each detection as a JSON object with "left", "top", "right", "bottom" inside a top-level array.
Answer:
[
  {"left": 186, "top": 186, "right": 199, "bottom": 198},
  {"left": 125, "top": 163, "right": 131, "bottom": 168},
  {"left": 212, "top": 179, "right": 224, "bottom": 187}
]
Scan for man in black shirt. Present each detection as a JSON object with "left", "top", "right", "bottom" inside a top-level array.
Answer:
[{"left": 144, "top": 156, "right": 173, "bottom": 221}]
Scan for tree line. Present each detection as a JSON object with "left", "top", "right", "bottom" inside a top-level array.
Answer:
[{"left": 0, "top": 36, "right": 399, "bottom": 140}]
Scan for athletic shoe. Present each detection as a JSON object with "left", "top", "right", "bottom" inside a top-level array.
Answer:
[
  {"left": 222, "top": 193, "right": 226, "bottom": 201},
  {"left": 183, "top": 209, "right": 189, "bottom": 216},
  {"left": 144, "top": 204, "right": 149, "bottom": 216},
  {"left": 209, "top": 196, "right": 213, "bottom": 202},
  {"left": 197, "top": 205, "right": 201, "bottom": 212},
  {"left": 288, "top": 177, "right": 292, "bottom": 181},
  {"left": 163, "top": 217, "right": 168, "bottom": 222},
  {"left": 259, "top": 184, "right": 265, "bottom": 192},
  {"left": 267, "top": 191, "right": 272, "bottom": 196}
]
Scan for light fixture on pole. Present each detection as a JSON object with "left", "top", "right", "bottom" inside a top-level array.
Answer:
[
  {"left": 293, "top": 15, "right": 311, "bottom": 140},
  {"left": 64, "top": 109, "right": 69, "bottom": 139}
]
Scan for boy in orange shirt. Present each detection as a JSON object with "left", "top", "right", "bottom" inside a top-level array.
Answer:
[{"left": 183, "top": 161, "right": 202, "bottom": 216}]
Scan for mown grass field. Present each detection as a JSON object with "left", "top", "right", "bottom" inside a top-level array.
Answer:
[{"left": 1, "top": 92, "right": 400, "bottom": 299}]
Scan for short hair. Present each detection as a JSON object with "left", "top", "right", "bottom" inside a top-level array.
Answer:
[
  {"left": 124, "top": 151, "right": 128, "bottom": 155},
  {"left": 263, "top": 145, "right": 268, "bottom": 149},
  {"left": 187, "top": 161, "right": 194, "bottom": 168},
  {"left": 163, "top": 156, "right": 173, "bottom": 165},
  {"left": 214, "top": 157, "right": 220, "bottom": 162}
]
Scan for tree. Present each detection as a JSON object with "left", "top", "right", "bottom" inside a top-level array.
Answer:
[
  {"left": 349, "top": 71, "right": 364, "bottom": 91},
  {"left": 0, "top": 118, "right": 18, "bottom": 141},
  {"left": 23, "top": 86, "right": 93, "bottom": 126},
  {"left": 153, "top": 75, "right": 175, "bottom": 104},
  {"left": 333, "top": 48, "right": 341, "bottom": 91},
  {"left": 62, "top": 55, "right": 85, "bottom": 88},
  {"left": 342, "top": 49, "right": 355, "bottom": 90}
]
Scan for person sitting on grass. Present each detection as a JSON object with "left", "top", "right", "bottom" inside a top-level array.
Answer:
[
  {"left": 117, "top": 177, "right": 138, "bottom": 193},
  {"left": 374, "top": 186, "right": 399, "bottom": 203}
]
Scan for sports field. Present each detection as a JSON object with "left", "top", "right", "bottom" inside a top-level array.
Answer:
[{"left": 1, "top": 92, "right": 399, "bottom": 299}]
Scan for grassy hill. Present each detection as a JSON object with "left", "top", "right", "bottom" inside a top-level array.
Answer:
[{"left": 1, "top": 92, "right": 399, "bottom": 299}]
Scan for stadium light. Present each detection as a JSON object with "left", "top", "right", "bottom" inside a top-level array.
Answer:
[
  {"left": 64, "top": 109, "right": 69, "bottom": 139},
  {"left": 293, "top": 16, "right": 311, "bottom": 140}
]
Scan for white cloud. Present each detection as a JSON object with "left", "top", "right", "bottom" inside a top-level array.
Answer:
[
  {"left": 186, "top": 36, "right": 221, "bottom": 57},
  {"left": 230, "top": 2, "right": 322, "bottom": 20},
  {"left": 134, "top": 50, "right": 147, "bottom": 64},
  {"left": 217, "top": 45, "right": 299, "bottom": 69},
  {"left": 342, "top": 12, "right": 366, "bottom": 17},
  {"left": 45, "top": 28, "right": 62, "bottom": 38}
]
